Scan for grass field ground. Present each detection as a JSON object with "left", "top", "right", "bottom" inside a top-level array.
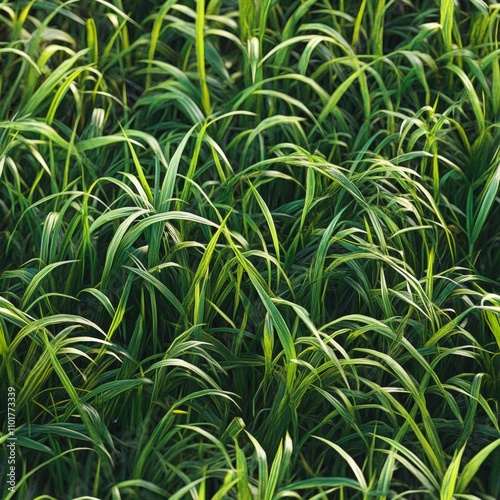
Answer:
[{"left": 1, "top": 0, "right": 500, "bottom": 498}]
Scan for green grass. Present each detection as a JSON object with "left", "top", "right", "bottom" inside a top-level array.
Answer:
[{"left": 1, "top": 0, "right": 499, "bottom": 498}]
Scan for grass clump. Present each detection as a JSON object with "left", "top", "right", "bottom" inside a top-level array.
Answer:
[{"left": 1, "top": 0, "right": 499, "bottom": 498}]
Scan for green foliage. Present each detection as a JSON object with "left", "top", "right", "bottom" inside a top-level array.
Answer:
[{"left": 1, "top": 0, "right": 499, "bottom": 498}]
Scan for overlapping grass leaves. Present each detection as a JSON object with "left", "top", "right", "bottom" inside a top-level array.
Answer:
[{"left": 1, "top": 0, "right": 499, "bottom": 498}]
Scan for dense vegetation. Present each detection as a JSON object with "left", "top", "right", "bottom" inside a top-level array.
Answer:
[{"left": 1, "top": 0, "right": 500, "bottom": 498}]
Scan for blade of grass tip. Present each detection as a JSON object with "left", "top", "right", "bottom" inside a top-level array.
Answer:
[
  {"left": 265, "top": 431, "right": 293, "bottom": 500},
  {"left": 77, "top": 134, "right": 143, "bottom": 153},
  {"left": 309, "top": 209, "right": 346, "bottom": 320},
  {"left": 150, "top": 123, "right": 200, "bottom": 267},
  {"left": 446, "top": 64, "right": 485, "bottom": 131},
  {"left": 94, "top": 0, "right": 141, "bottom": 28},
  {"left": 358, "top": 348, "right": 445, "bottom": 474},
  {"left": 259, "top": 35, "right": 317, "bottom": 67},
  {"left": 177, "top": 424, "right": 233, "bottom": 466},
  {"left": 40, "top": 328, "right": 112, "bottom": 463},
  {"left": 211, "top": 477, "right": 241, "bottom": 500},
  {"left": 225, "top": 229, "right": 297, "bottom": 387},
  {"left": 20, "top": 48, "right": 85, "bottom": 116},
  {"left": 440, "top": 444, "right": 466, "bottom": 500},
  {"left": 376, "top": 434, "right": 440, "bottom": 492},
  {"left": 352, "top": 0, "right": 367, "bottom": 48},
  {"left": 242, "top": 115, "right": 306, "bottom": 162},
  {"left": 313, "top": 436, "right": 368, "bottom": 490},
  {"left": 424, "top": 308, "right": 472, "bottom": 347},
  {"left": 245, "top": 430, "right": 268, "bottom": 497},
  {"left": 284, "top": 158, "right": 312, "bottom": 272},
  {"left": 456, "top": 438, "right": 500, "bottom": 493},
  {"left": 278, "top": 478, "right": 364, "bottom": 497},
  {"left": 144, "top": 359, "right": 221, "bottom": 390},
  {"left": 39, "top": 211, "right": 60, "bottom": 264},
  {"left": 81, "top": 378, "right": 153, "bottom": 406},
  {"left": 10, "top": 435, "right": 53, "bottom": 455},
  {"left": 207, "top": 137, "right": 230, "bottom": 181},
  {"left": 100, "top": 273, "right": 133, "bottom": 347},
  {"left": 124, "top": 130, "right": 169, "bottom": 170},
  {"left": 8, "top": 314, "right": 106, "bottom": 363},
  {"left": 455, "top": 373, "right": 483, "bottom": 450},
  {"left": 469, "top": 0, "right": 489, "bottom": 16},
  {"left": 481, "top": 294, "right": 500, "bottom": 350},
  {"left": 46, "top": 66, "right": 92, "bottom": 126},
  {"left": 224, "top": 227, "right": 297, "bottom": 342},
  {"left": 177, "top": 123, "right": 206, "bottom": 210},
  {"left": 247, "top": 179, "right": 280, "bottom": 267},
  {"left": 234, "top": 437, "right": 252, "bottom": 499},
  {"left": 123, "top": 266, "right": 186, "bottom": 318},
  {"left": 167, "top": 479, "right": 205, "bottom": 500},
  {"left": 317, "top": 59, "right": 374, "bottom": 125},
  {"left": 86, "top": 18, "right": 98, "bottom": 65},
  {"left": 273, "top": 0, "right": 317, "bottom": 73},
  {"left": 248, "top": 36, "right": 260, "bottom": 86},
  {"left": 196, "top": 0, "right": 211, "bottom": 114},
  {"left": 119, "top": 212, "right": 219, "bottom": 259},
  {"left": 134, "top": 389, "right": 236, "bottom": 479},
  {"left": 20, "top": 260, "right": 77, "bottom": 310},
  {"left": 315, "top": 387, "right": 367, "bottom": 446},
  {"left": 221, "top": 417, "right": 246, "bottom": 444},
  {"left": 470, "top": 163, "right": 500, "bottom": 251},
  {"left": 99, "top": 208, "right": 150, "bottom": 289},
  {"left": 377, "top": 447, "right": 397, "bottom": 499},
  {"left": 265, "top": 433, "right": 284, "bottom": 500},
  {"left": 112, "top": 480, "right": 171, "bottom": 498},
  {"left": 120, "top": 126, "right": 153, "bottom": 204},
  {"left": 185, "top": 213, "right": 229, "bottom": 315},
  {"left": 0, "top": 119, "right": 71, "bottom": 150},
  {"left": 275, "top": 297, "right": 350, "bottom": 386}
]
